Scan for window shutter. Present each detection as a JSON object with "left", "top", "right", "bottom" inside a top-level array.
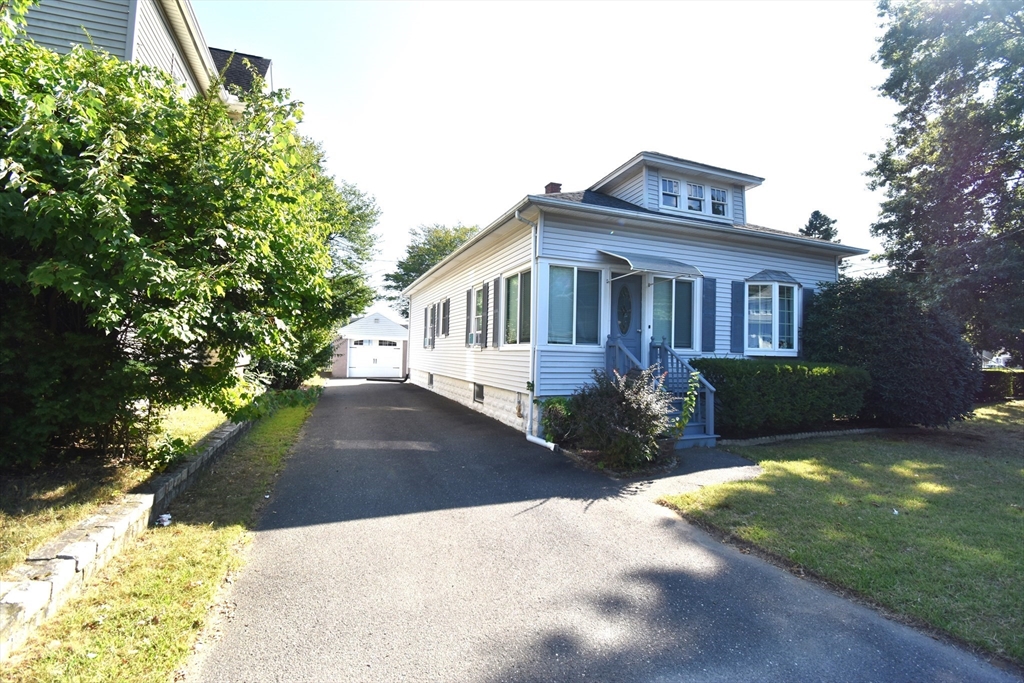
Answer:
[
  {"left": 730, "top": 281, "right": 745, "bottom": 354},
  {"left": 800, "top": 287, "right": 815, "bottom": 357},
  {"left": 701, "top": 278, "right": 716, "bottom": 352},
  {"left": 465, "top": 289, "right": 472, "bottom": 346},
  {"left": 492, "top": 277, "right": 501, "bottom": 347},
  {"left": 442, "top": 298, "right": 450, "bottom": 336},
  {"left": 481, "top": 282, "right": 490, "bottom": 348}
]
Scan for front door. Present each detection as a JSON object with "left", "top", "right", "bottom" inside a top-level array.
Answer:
[{"left": 610, "top": 273, "right": 642, "bottom": 362}]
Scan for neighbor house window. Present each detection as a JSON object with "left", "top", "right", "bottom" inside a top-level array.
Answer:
[
  {"left": 746, "top": 283, "right": 797, "bottom": 353},
  {"left": 661, "top": 178, "right": 680, "bottom": 208},
  {"left": 504, "top": 270, "right": 531, "bottom": 344},
  {"left": 711, "top": 187, "right": 728, "bottom": 216},
  {"left": 380, "top": 340, "right": 397, "bottom": 347},
  {"left": 652, "top": 278, "right": 696, "bottom": 350},
  {"left": 353, "top": 339, "right": 365, "bottom": 346},
  {"left": 687, "top": 183, "right": 704, "bottom": 212},
  {"left": 548, "top": 266, "right": 600, "bottom": 345}
]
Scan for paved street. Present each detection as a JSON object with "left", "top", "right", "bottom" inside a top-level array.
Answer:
[{"left": 190, "top": 381, "right": 1019, "bottom": 682}]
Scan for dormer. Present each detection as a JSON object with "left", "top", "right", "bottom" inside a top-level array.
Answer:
[{"left": 588, "top": 151, "right": 764, "bottom": 225}]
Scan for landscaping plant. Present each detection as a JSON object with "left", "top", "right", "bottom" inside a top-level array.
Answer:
[
  {"left": 0, "top": 4, "right": 376, "bottom": 466},
  {"left": 803, "top": 276, "right": 979, "bottom": 427}
]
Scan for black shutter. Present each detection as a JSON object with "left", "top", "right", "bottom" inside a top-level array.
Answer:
[
  {"left": 492, "top": 277, "right": 501, "bottom": 347},
  {"left": 481, "top": 282, "right": 489, "bottom": 348},
  {"left": 730, "top": 281, "right": 745, "bottom": 354},
  {"left": 702, "top": 278, "right": 716, "bottom": 352},
  {"left": 800, "top": 287, "right": 815, "bottom": 357},
  {"left": 442, "top": 298, "right": 450, "bottom": 336},
  {"left": 465, "top": 289, "right": 472, "bottom": 346}
]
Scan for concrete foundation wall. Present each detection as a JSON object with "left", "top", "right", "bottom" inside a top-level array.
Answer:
[{"left": 411, "top": 370, "right": 527, "bottom": 432}]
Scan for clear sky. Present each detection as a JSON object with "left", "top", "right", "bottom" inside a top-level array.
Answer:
[{"left": 192, "top": 0, "right": 897, "bottom": 303}]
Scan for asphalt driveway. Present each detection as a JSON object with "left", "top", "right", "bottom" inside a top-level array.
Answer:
[{"left": 190, "top": 381, "right": 1019, "bottom": 682}]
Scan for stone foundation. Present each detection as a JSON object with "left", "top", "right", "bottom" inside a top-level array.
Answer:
[{"left": 411, "top": 370, "right": 527, "bottom": 432}]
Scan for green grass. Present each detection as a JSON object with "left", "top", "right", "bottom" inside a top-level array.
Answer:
[
  {"left": 0, "top": 404, "right": 315, "bottom": 682},
  {"left": 662, "top": 400, "right": 1024, "bottom": 664},
  {"left": 1, "top": 405, "right": 226, "bottom": 577}
]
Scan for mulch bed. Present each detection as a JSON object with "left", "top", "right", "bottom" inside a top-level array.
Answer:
[{"left": 557, "top": 438, "right": 679, "bottom": 479}]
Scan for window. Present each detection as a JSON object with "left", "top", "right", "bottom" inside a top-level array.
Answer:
[
  {"left": 474, "top": 288, "right": 484, "bottom": 342},
  {"left": 353, "top": 339, "right": 365, "bottom": 346},
  {"left": 466, "top": 284, "right": 490, "bottom": 347},
  {"left": 428, "top": 372, "right": 434, "bottom": 387},
  {"left": 687, "top": 183, "right": 704, "bottom": 212},
  {"left": 473, "top": 383, "right": 484, "bottom": 403},
  {"left": 429, "top": 304, "right": 437, "bottom": 346},
  {"left": 661, "top": 178, "right": 680, "bottom": 208},
  {"left": 441, "top": 298, "right": 450, "bottom": 336},
  {"left": 548, "top": 266, "right": 600, "bottom": 345},
  {"left": 504, "top": 270, "right": 531, "bottom": 344},
  {"left": 711, "top": 187, "right": 728, "bottom": 216},
  {"left": 652, "top": 278, "right": 696, "bottom": 349},
  {"left": 746, "top": 283, "right": 797, "bottom": 353},
  {"left": 380, "top": 340, "right": 398, "bottom": 347}
]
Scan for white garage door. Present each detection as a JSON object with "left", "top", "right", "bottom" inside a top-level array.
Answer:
[{"left": 348, "top": 340, "right": 403, "bottom": 379}]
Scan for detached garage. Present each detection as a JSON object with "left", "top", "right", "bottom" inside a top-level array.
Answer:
[{"left": 330, "top": 312, "right": 408, "bottom": 379}]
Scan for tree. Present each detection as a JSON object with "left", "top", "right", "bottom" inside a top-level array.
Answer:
[
  {"left": 0, "top": 9, "right": 376, "bottom": 464},
  {"left": 382, "top": 223, "right": 478, "bottom": 317},
  {"left": 868, "top": 0, "right": 1024, "bottom": 361},
  {"left": 800, "top": 210, "right": 839, "bottom": 242},
  {"left": 803, "top": 276, "right": 979, "bottom": 427}
]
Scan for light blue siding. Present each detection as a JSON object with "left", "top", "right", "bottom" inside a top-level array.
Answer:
[
  {"left": 646, "top": 168, "right": 660, "bottom": 210},
  {"left": 536, "top": 347, "right": 604, "bottom": 396},
  {"left": 604, "top": 170, "right": 645, "bottom": 208},
  {"left": 732, "top": 186, "right": 745, "bottom": 224},
  {"left": 24, "top": 0, "right": 130, "bottom": 57}
]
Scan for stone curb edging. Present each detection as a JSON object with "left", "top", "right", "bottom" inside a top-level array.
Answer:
[
  {"left": 0, "top": 420, "right": 252, "bottom": 662},
  {"left": 718, "top": 427, "right": 890, "bottom": 447}
]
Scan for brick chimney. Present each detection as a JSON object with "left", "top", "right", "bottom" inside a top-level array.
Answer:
[{"left": 544, "top": 182, "right": 562, "bottom": 194}]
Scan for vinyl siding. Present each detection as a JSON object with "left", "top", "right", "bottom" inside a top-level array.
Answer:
[
  {"left": 539, "top": 215, "right": 836, "bottom": 386},
  {"left": 732, "top": 186, "right": 745, "bottom": 224},
  {"left": 407, "top": 223, "right": 533, "bottom": 394},
  {"left": 604, "top": 170, "right": 645, "bottom": 208},
  {"left": 24, "top": 0, "right": 130, "bottom": 57},
  {"left": 646, "top": 168, "right": 660, "bottom": 210},
  {"left": 133, "top": 0, "right": 199, "bottom": 97}
]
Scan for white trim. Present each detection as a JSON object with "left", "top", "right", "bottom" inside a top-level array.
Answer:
[{"left": 744, "top": 281, "right": 799, "bottom": 356}]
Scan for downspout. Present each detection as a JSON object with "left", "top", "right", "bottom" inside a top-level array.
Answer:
[{"left": 516, "top": 209, "right": 556, "bottom": 451}]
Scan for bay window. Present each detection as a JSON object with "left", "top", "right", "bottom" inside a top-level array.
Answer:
[
  {"left": 548, "top": 266, "right": 600, "bottom": 345},
  {"left": 746, "top": 282, "right": 797, "bottom": 353}
]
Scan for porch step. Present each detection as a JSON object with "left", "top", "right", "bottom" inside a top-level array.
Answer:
[{"left": 674, "top": 433, "right": 719, "bottom": 449}]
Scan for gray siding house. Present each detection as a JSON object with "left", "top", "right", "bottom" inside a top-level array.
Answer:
[{"left": 403, "top": 152, "right": 867, "bottom": 447}]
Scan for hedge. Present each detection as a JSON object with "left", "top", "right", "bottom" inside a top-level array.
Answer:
[
  {"left": 690, "top": 358, "right": 871, "bottom": 438},
  {"left": 978, "top": 369, "right": 1024, "bottom": 402}
]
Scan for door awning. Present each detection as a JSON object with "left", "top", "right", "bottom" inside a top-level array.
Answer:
[{"left": 599, "top": 250, "right": 704, "bottom": 279}]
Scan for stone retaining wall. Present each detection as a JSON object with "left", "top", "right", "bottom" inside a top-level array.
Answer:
[{"left": 0, "top": 420, "right": 251, "bottom": 661}]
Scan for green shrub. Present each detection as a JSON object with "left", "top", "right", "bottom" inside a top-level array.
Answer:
[
  {"left": 690, "top": 358, "right": 870, "bottom": 438},
  {"left": 539, "top": 397, "right": 574, "bottom": 444},
  {"left": 978, "top": 369, "right": 1023, "bottom": 402},
  {"left": 567, "top": 368, "right": 673, "bottom": 468},
  {"left": 803, "top": 276, "right": 980, "bottom": 427}
]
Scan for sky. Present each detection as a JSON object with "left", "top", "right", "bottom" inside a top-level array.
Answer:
[{"left": 191, "top": 0, "right": 898, "bottom": 311}]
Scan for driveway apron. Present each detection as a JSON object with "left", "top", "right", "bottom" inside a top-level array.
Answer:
[{"left": 191, "top": 382, "right": 1018, "bottom": 683}]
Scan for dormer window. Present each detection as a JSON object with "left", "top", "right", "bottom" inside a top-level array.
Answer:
[
  {"left": 711, "top": 187, "right": 728, "bottom": 216},
  {"left": 661, "top": 179, "right": 680, "bottom": 208},
  {"left": 687, "top": 184, "right": 704, "bottom": 212}
]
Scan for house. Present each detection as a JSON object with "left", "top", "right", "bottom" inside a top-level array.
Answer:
[
  {"left": 22, "top": 0, "right": 270, "bottom": 104},
  {"left": 403, "top": 151, "right": 867, "bottom": 447},
  {"left": 330, "top": 311, "right": 409, "bottom": 380}
]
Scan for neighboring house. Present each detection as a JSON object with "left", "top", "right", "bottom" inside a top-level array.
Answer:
[
  {"left": 331, "top": 312, "right": 409, "bottom": 380},
  {"left": 23, "top": 0, "right": 270, "bottom": 102},
  {"left": 403, "top": 151, "right": 867, "bottom": 447},
  {"left": 209, "top": 47, "right": 272, "bottom": 93}
]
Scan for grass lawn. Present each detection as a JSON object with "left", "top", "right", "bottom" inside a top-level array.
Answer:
[
  {"left": 0, "top": 404, "right": 315, "bottom": 682},
  {"left": 661, "top": 400, "right": 1024, "bottom": 664},
  {"left": 0, "top": 405, "right": 226, "bottom": 576}
]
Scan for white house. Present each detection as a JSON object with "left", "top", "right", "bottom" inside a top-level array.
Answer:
[
  {"left": 403, "top": 151, "right": 867, "bottom": 446},
  {"left": 330, "top": 311, "right": 409, "bottom": 380}
]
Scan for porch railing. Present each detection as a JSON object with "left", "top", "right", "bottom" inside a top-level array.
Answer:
[
  {"left": 605, "top": 333, "right": 643, "bottom": 375},
  {"left": 649, "top": 338, "right": 716, "bottom": 437}
]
